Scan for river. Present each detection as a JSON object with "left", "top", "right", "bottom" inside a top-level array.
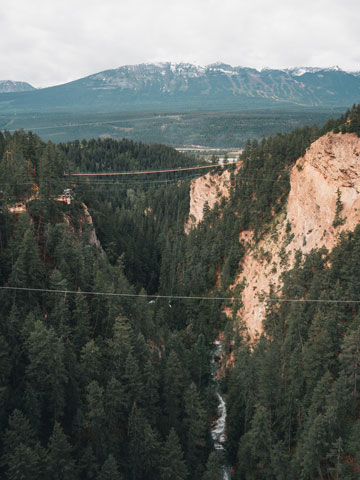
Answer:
[{"left": 211, "top": 340, "right": 230, "bottom": 480}]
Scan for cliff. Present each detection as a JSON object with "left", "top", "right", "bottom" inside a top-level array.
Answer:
[
  {"left": 185, "top": 167, "right": 235, "bottom": 232},
  {"left": 186, "top": 133, "right": 360, "bottom": 337},
  {"left": 236, "top": 132, "right": 360, "bottom": 336},
  {"left": 81, "top": 202, "right": 104, "bottom": 254}
]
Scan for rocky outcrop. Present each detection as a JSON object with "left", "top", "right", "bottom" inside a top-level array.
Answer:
[
  {"left": 185, "top": 168, "right": 234, "bottom": 233},
  {"left": 81, "top": 203, "right": 104, "bottom": 254},
  {"left": 184, "top": 133, "right": 360, "bottom": 336},
  {"left": 234, "top": 133, "right": 360, "bottom": 336}
]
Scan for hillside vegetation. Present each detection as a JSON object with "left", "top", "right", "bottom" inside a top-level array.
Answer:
[
  {"left": 0, "top": 105, "right": 359, "bottom": 479},
  {"left": 0, "top": 109, "right": 341, "bottom": 147}
]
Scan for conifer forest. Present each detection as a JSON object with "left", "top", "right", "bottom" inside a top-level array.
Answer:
[{"left": 0, "top": 105, "right": 359, "bottom": 479}]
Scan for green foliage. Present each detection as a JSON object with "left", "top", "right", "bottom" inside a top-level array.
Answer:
[
  {"left": 2, "top": 108, "right": 342, "bottom": 147},
  {"left": 226, "top": 226, "right": 360, "bottom": 479},
  {"left": 2, "top": 410, "right": 47, "bottom": 480},
  {"left": 98, "top": 455, "right": 123, "bottom": 480},
  {"left": 1, "top": 106, "right": 359, "bottom": 479},
  {"left": 202, "top": 451, "right": 222, "bottom": 480},
  {"left": 160, "top": 428, "right": 188, "bottom": 480},
  {"left": 333, "top": 188, "right": 346, "bottom": 227},
  {"left": 47, "top": 422, "right": 76, "bottom": 480},
  {"left": 0, "top": 130, "right": 217, "bottom": 479}
]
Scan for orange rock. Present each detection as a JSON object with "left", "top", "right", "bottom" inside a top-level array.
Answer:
[{"left": 235, "top": 132, "right": 360, "bottom": 337}]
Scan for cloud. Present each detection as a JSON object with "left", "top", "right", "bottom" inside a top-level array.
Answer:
[{"left": 1, "top": 0, "right": 359, "bottom": 87}]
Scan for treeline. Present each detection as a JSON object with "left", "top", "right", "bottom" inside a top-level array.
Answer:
[
  {"left": 58, "top": 137, "right": 197, "bottom": 173},
  {"left": 2, "top": 109, "right": 337, "bottom": 147},
  {"left": 324, "top": 103, "right": 360, "bottom": 136}
]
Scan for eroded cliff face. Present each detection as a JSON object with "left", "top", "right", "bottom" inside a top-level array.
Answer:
[
  {"left": 185, "top": 133, "right": 360, "bottom": 337},
  {"left": 235, "top": 133, "right": 360, "bottom": 336},
  {"left": 81, "top": 203, "right": 104, "bottom": 253},
  {"left": 185, "top": 168, "right": 233, "bottom": 233}
]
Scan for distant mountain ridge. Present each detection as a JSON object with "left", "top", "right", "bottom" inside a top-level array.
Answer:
[
  {"left": 0, "top": 80, "right": 35, "bottom": 93},
  {"left": 0, "top": 63, "right": 359, "bottom": 113}
]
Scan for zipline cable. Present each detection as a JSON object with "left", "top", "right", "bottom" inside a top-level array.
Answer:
[{"left": 1, "top": 286, "right": 360, "bottom": 304}]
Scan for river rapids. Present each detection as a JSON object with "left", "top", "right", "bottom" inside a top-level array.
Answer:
[{"left": 211, "top": 340, "right": 230, "bottom": 480}]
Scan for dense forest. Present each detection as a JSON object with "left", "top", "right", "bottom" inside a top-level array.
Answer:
[
  {"left": 0, "top": 104, "right": 359, "bottom": 479},
  {"left": 0, "top": 109, "right": 341, "bottom": 147}
]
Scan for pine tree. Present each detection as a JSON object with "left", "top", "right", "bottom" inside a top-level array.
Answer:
[
  {"left": 2, "top": 410, "right": 46, "bottom": 480},
  {"left": 202, "top": 451, "right": 222, "bottom": 480},
  {"left": 38, "top": 143, "right": 66, "bottom": 199},
  {"left": 47, "top": 269, "right": 70, "bottom": 335},
  {"left": 25, "top": 320, "right": 67, "bottom": 422},
  {"left": 86, "top": 380, "right": 108, "bottom": 461},
  {"left": 160, "top": 428, "right": 188, "bottom": 480},
  {"left": 128, "top": 407, "right": 160, "bottom": 479},
  {"left": 80, "top": 340, "right": 103, "bottom": 386},
  {"left": 142, "top": 359, "right": 160, "bottom": 421},
  {"left": 339, "top": 324, "right": 360, "bottom": 400},
  {"left": 163, "top": 351, "right": 184, "bottom": 430},
  {"left": 104, "top": 376, "right": 127, "bottom": 451},
  {"left": 46, "top": 422, "right": 77, "bottom": 480},
  {"left": 8, "top": 227, "right": 45, "bottom": 292},
  {"left": 190, "top": 334, "right": 210, "bottom": 389},
  {"left": 71, "top": 292, "right": 91, "bottom": 354},
  {"left": 237, "top": 403, "right": 274, "bottom": 479},
  {"left": 98, "top": 454, "right": 123, "bottom": 480},
  {"left": 184, "top": 382, "right": 208, "bottom": 471},
  {"left": 123, "top": 351, "right": 143, "bottom": 408}
]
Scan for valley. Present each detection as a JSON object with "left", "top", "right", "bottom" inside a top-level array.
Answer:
[
  {"left": 0, "top": 108, "right": 340, "bottom": 147},
  {"left": 0, "top": 104, "right": 359, "bottom": 479},
  {"left": 3, "top": 0, "right": 360, "bottom": 476}
]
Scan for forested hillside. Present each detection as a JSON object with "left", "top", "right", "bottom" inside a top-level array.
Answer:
[
  {"left": 0, "top": 104, "right": 359, "bottom": 479},
  {"left": 0, "top": 132, "right": 221, "bottom": 479}
]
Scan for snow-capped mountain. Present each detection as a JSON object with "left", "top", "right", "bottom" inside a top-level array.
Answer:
[
  {"left": 285, "top": 66, "right": 342, "bottom": 76},
  {"left": 0, "top": 63, "right": 359, "bottom": 113},
  {"left": 0, "top": 80, "right": 35, "bottom": 93}
]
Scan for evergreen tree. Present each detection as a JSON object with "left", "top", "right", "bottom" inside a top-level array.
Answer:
[
  {"left": 25, "top": 320, "right": 67, "bottom": 423},
  {"left": 339, "top": 324, "right": 360, "bottom": 400},
  {"left": 2, "top": 410, "right": 46, "bottom": 480},
  {"left": 86, "top": 381, "right": 108, "bottom": 461},
  {"left": 160, "top": 428, "right": 188, "bottom": 480},
  {"left": 163, "top": 351, "right": 184, "bottom": 431},
  {"left": 128, "top": 407, "right": 160, "bottom": 479},
  {"left": 98, "top": 454, "right": 123, "bottom": 480},
  {"left": 184, "top": 382, "right": 208, "bottom": 472},
  {"left": 202, "top": 451, "right": 222, "bottom": 480},
  {"left": 47, "top": 422, "right": 77, "bottom": 480}
]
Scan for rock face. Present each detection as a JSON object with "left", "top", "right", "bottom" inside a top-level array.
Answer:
[
  {"left": 185, "top": 169, "right": 233, "bottom": 233},
  {"left": 185, "top": 133, "right": 360, "bottom": 336},
  {"left": 235, "top": 133, "right": 360, "bottom": 336},
  {"left": 81, "top": 203, "right": 104, "bottom": 254}
]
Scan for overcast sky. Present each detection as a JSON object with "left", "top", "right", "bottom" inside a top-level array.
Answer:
[{"left": 1, "top": 0, "right": 359, "bottom": 87}]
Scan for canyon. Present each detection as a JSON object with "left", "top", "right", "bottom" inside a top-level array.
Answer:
[{"left": 187, "top": 132, "right": 360, "bottom": 336}]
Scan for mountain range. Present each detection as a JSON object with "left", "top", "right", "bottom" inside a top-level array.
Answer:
[
  {"left": 1, "top": 63, "right": 360, "bottom": 113},
  {"left": 0, "top": 80, "right": 35, "bottom": 93}
]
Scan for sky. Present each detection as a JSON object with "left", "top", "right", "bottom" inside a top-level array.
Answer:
[{"left": 1, "top": 0, "right": 360, "bottom": 88}]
